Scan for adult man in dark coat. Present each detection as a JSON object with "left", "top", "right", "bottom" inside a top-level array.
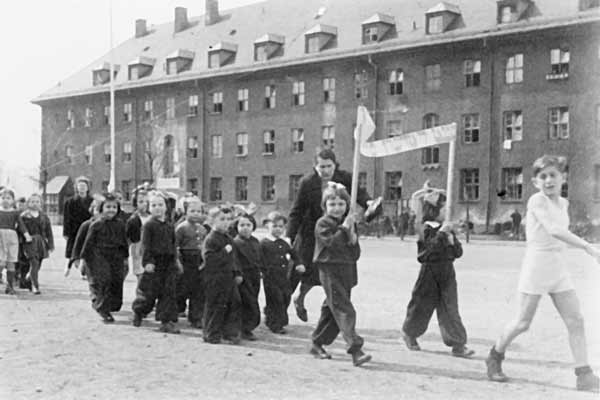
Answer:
[
  {"left": 62, "top": 177, "right": 93, "bottom": 276},
  {"left": 287, "top": 148, "right": 381, "bottom": 322}
]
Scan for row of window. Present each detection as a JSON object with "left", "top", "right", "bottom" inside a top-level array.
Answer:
[
  {"left": 67, "top": 47, "right": 575, "bottom": 130},
  {"left": 60, "top": 105, "right": 575, "bottom": 167}
]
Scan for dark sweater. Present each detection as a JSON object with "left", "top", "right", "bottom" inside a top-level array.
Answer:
[
  {"left": 416, "top": 224, "right": 463, "bottom": 264},
  {"left": 202, "top": 230, "right": 239, "bottom": 276},
  {"left": 62, "top": 195, "right": 93, "bottom": 237},
  {"left": 21, "top": 211, "right": 54, "bottom": 251},
  {"left": 313, "top": 215, "right": 360, "bottom": 266},
  {"left": 0, "top": 209, "right": 28, "bottom": 235},
  {"left": 260, "top": 236, "right": 300, "bottom": 273},
  {"left": 233, "top": 235, "right": 263, "bottom": 272},
  {"left": 80, "top": 216, "right": 128, "bottom": 261},
  {"left": 141, "top": 217, "right": 176, "bottom": 266},
  {"left": 175, "top": 220, "right": 208, "bottom": 251}
]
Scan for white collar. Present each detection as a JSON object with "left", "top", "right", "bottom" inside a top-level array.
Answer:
[{"left": 424, "top": 221, "right": 441, "bottom": 228}]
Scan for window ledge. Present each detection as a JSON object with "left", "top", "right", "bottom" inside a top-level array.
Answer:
[
  {"left": 500, "top": 199, "right": 524, "bottom": 204},
  {"left": 422, "top": 163, "right": 441, "bottom": 170},
  {"left": 187, "top": 114, "right": 198, "bottom": 118},
  {"left": 262, "top": 152, "right": 275, "bottom": 157},
  {"left": 236, "top": 154, "right": 248, "bottom": 158},
  {"left": 546, "top": 73, "right": 569, "bottom": 81}
]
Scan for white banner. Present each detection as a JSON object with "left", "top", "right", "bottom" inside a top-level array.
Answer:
[{"left": 354, "top": 105, "right": 457, "bottom": 157}]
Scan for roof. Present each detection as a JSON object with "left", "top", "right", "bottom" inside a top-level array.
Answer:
[
  {"left": 208, "top": 41, "right": 238, "bottom": 52},
  {"left": 362, "top": 12, "right": 396, "bottom": 25},
  {"left": 128, "top": 56, "right": 156, "bottom": 66},
  {"left": 305, "top": 23, "right": 338, "bottom": 36},
  {"left": 93, "top": 62, "right": 120, "bottom": 72},
  {"left": 426, "top": 2, "right": 462, "bottom": 15},
  {"left": 166, "top": 49, "right": 195, "bottom": 59},
  {"left": 33, "top": 0, "right": 599, "bottom": 103},
  {"left": 254, "top": 33, "right": 285, "bottom": 44},
  {"left": 46, "top": 175, "right": 71, "bottom": 194}
]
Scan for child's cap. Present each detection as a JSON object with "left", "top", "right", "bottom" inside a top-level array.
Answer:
[{"left": 263, "top": 211, "right": 287, "bottom": 225}]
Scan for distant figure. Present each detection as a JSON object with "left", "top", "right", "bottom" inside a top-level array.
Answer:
[
  {"left": 407, "top": 209, "right": 416, "bottom": 236},
  {"left": 63, "top": 177, "right": 93, "bottom": 276},
  {"left": 510, "top": 209, "right": 522, "bottom": 239},
  {"left": 398, "top": 208, "right": 410, "bottom": 240}
]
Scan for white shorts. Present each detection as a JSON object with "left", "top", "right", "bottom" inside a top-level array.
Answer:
[
  {"left": 517, "top": 249, "right": 574, "bottom": 295},
  {"left": 0, "top": 229, "right": 19, "bottom": 265}
]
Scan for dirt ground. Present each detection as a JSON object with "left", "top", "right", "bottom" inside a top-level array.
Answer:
[{"left": 1, "top": 229, "right": 599, "bottom": 400}]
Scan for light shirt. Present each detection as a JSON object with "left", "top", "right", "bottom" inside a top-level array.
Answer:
[{"left": 525, "top": 191, "right": 569, "bottom": 251}]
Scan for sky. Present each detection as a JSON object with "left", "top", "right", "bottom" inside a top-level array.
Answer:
[{"left": 0, "top": 0, "right": 262, "bottom": 173}]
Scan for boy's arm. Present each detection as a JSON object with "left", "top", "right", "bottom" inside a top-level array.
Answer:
[
  {"left": 202, "top": 235, "right": 227, "bottom": 269},
  {"left": 314, "top": 218, "right": 351, "bottom": 249},
  {"left": 141, "top": 223, "right": 155, "bottom": 266},
  {"left": 71, "top": 222, "right": 89, "bottom": 260},
  {"left": 44, "top": 214, "right": 55, "bottom": 251},
  {"left": 80, "top": 222, "right": 99, "bottom": 262}
]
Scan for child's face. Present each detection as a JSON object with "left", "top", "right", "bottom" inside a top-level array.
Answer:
[
  {"left": 237, "top": 217, "right": 254, "bottom": 238},
  {"left": 114, "top": 192, "right": 124, "bottom": 203},
  {"left": 186, "top": 203, "right": 204, "bottom": 223},
  {"left": 149, "top": 196, "right": 166, "bottom": 218},
  {"left": 1, "top": 193, "right": 14, "bottom": 209},
  {"left": 102, "top": 201, "right": 119, "bottom": 219},
  {"left": 212, "top": 212, "right": 233, "bottom": 233},
  {"left": 136, "top": 195, "right": 148, "bottom": 213},
  {"left": 267, "top": 219, "right": 285, "bottom": 238},
  {"left": 76, "top": 181, "right": 88, "bottom": 195},
  {"left": 28, "top": 197, "right": 42, "bottom": 211},
  {"left": 325, "top": 196, "right": 347, "bottom": 219},
  {"left": 533, "top": 165, "right": 564, "bottom": 198}
]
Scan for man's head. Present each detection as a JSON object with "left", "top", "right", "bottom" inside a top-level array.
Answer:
[{"left": 314, "top": 148, "right": 337, "bottom": 181}]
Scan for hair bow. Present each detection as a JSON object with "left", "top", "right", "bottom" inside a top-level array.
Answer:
[{"left": 326, "top": 181, "right": 346, "bottom": 191}]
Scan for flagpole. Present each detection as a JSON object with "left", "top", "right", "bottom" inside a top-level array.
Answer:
[
  {"left": 108, "top": 0, "right": 116, "bottom": 193},
  {"left": 445, "top": 138, "right": 456, "bottom": 223},
  {"left": 350, "top": 108, "right": 363, "bottom": 215}
]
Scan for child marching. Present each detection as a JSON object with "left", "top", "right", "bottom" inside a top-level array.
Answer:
[
  {"left": 260, "top": 211, "right": 304, "bottom": 334},
  {"left": 126, "top": 190, "right": 151, "bottom": 283},
  {"left": 309, "top": 182, "right": 371, "bottom": 366},
  {"left": 202, "top": 206, "right": 242, "bottom": 344},
  {"left": 132, "top": 192, "right": 182, "bottom": 334},
  {"left": 20, "top": 194, "right": 54, "bottom": 294},
  {"left": 232, "top": 213, "right": 262, "bottom": 341},
  {"left": 80, "top": 194, "right": 128, "bottom": 322},
  {"left": 175, "top": 198, "right": 208, "bottom": 329},
  {"left": 0, "top": 188, "right": 32, "bottom": 294},
  {"left": 486, "top": 155, "right": 600, "bottom": 392}
]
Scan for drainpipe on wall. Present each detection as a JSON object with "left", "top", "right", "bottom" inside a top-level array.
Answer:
[
  {"left": 200, "top": 83, "right": 209, "bottom": 203},
  {"left": 485, "top": 38, "right": 496, "bottom": 233}
]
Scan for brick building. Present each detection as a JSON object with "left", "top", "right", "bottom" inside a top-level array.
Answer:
[{"left": 33, "top": 0, "right": 600, "bottom": 231}]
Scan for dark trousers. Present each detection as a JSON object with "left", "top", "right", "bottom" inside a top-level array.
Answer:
[
  {"left": 264, "top": 269, "right": 291, "bottom": 332},
  {"left": 402, "top": 263, "right": 467, "bottom": 348},
  {"left": 239, "top": 268, "right": 261, "bottom": 334},
  {"left": 176, "top": 251, "right": 205, "bottom": 324},
  {"left": 203, "top": 272, "right": 241, "bottom": 342},
  {"left": 87, "top": 252, "right": 125, "bottom": 314},
  {"left": 132, "top": 257, "right": 178, "bottom": 324},
  {"left": 312, "top": 265, "right": 363, "bottom": 354}
]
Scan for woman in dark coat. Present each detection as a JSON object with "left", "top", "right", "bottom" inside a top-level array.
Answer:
[
  {"left": 287, "top": 148, "right": 381, "bottom": 322},
  {"left": 62, "top": 177, "right": 93, "bottom": 276}
]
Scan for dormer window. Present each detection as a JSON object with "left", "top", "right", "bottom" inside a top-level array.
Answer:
[
  {"left": 92, "top": 62, "right": 120, "bottom": 86},
  {"left": 361, "top": 13, "right": 395, "bottom": 44},
  {"left": 254, "top": 34, "right": 285, "bottom": 62},
  {"left": 304, "top": 24, "right": 337, "bottom": 54},
  {"left": 425, "top": 2, "right": 461, "bottom": 34},
  {"left": 208, "top": 42, "right": 237, "bottom": 68},
  {"left": 128, "top": 56, "right": 155, "bottom": 80},
  {"left": 497, "top": 0, "right": 532, "bottom": 24},
  {"left": 165, "top": 49, "right": 194, "bottom": 75}
]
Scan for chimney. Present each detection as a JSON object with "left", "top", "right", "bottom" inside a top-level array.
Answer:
[
  {"left": 174, "top": 7, "right": 189, "bottom": 33},
  {"left": 205, "top": 0, "right": 220, "bottom": 26},
  {"left": 135, "top": 19, "right": 148, "bottom": 38}
]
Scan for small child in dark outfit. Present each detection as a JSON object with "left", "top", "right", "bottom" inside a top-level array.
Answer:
[
  {"left": 401, "top": 187, "right": 474, "bottom": 358},
  {"left": 260, "top": 211, "right": 305, "bottom": 334},
  {"left": 310, "top": 182, "right": 371, "bottom": 366},
  {"left": 175, "top": 198, "right": 208, "bottom": 328},
  {"left": 232, "top": 213, "right": 263, "bottom": 341},
  {"left": 202, "top": 206, "right": 242, "bottom": 344},
  {"left": 132, "top": 192, "right": 182, "bottom": 334},
  {"left": 80, "top": 194, "right": 128, "bottom": 323}
]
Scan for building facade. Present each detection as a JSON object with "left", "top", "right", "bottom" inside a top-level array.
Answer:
[{"left": 33, "top": 0, "right": 600, "bottom": 230}]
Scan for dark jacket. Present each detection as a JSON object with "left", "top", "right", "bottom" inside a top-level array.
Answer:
[
  {"left": 125, "top": 212, "right": 143, "bottom": 244},
  {"left": 417, "top": 224, "right": 463, "bottom": 264},
  {"left": 313, "top": 214, "right": 360, "bottom": 266},
  {"left": 62, "top": 195, "right": 93, "bottom": 238},
  {"left": 80, "top": 216, "right": 128, "bottom": 262},
  {"left": 21, "top": 211, "right": 54, "bottom": 252},
  {"left": 141, "top": 217, "right": 176, "bottom": 266},
  {"left": 286, "top": 168, "right": 372, "bottom": 266},
  {"left": 233, "top": 235, "right": 263, "bottom": 272},
  {"left": 202, "top": 230, "right": 240, "bottom": 276},
  {"left": 260, "top": 237, "right": 300, "bottom": 273}
]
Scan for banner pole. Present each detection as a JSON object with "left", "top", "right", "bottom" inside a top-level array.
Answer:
[
  {"left": 445, "top": 138, "right": 456, "bottom": 223},
  {"left": 350, "top": 107, "right": 363, "bottom": 214}
]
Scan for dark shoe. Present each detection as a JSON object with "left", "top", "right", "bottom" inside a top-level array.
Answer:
[
  {"left": 401, "top": 330, "right": 420, "bottom": 351},
  {"left": 99, "top": 312, "right": 115, "bottom": 323},
  {"left": 204, "top": 337, "right": 221, "bottom": 344},
  {"left": 351, "top": 349, "right": 372, "bottom": 367},
  {"left": 190, "top": 320, "right": 203, "bottom": 329},
  {"left": 294, "top": 298, "right": 308, "bottom": 322},
  {"left": 310, "top": 344, "right": 332, "bottom": 360},
  {"left": 452, "top": 345, "right": 475, "bottom": 358},
  {"left": 486, "top": 347, "right": 509, "bottom": 382},
  {"left": 223, "top": 335, "right": 241, "bottom": 345},
  {"left": 5, "top": 271, "right": 16, "bottom": 295},
  {"left": 275, "top": 327, "right": 287, "bottom": 334},
  {"left": 33, "top": 289, "right": 41, "bottom": 295},
  {"left": 132, "top": 313, "right": 143, "bottom": 327},
  {"left": 242, "top": 331, "right": 257, "bottom": 341},
  {"left": 576, "top": 370, "right": 599, "bottom": 392},
  {"left": 159, "top": 322, "right": 180, "bottom": 334},
  {"left": 4, "top": 286, "right": 16, "bottom": 295}
]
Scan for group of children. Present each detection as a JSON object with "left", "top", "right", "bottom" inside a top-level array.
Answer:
[
  {"left": 1, "top": 153, "right": 599, "bottom": 390},
  {"left": 0, "top": 187, "right": 54, "bottom": 295}
]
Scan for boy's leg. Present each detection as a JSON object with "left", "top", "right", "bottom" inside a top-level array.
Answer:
[
  {"left": 550, "top": 290, "right": 588, "bottom": 367},
  {"left": 494, "top": 293, "right": 541, "bottom": 353},
  {"left": 267, "top": 281, "right": 285, "bottom": 332},
  {"left": 132, "top": 271, "right": 160, "bottom": 319},
  {"left": 311, "top": 272, "right": 341, "bottom": 348},
  {"left": 323, "top": 273, "right": 363, "bottom": 355},
  {"left": 108, "top": 258, "right": 125, "bottom": 312},
  {"left": 87, "top": 260, "right": 113, "bottom": 317},
  {"left": 4, "top": 262, "right": 16, "bottom": 294},
  {"left": 263, "top": 277, "right": 278, "bottom": 331},
  {"left": 29, "top": 258, "right": 41, "bottom": 292},
  {"left": 402, "top": 266, "right": 439, "bottom": 340},
  {"left": 239, "top": 270, "right": 261, "bottom": 333},
  {"left": 175, "top": 263, "right": 192, "bottom": 315},
  {"left": 202, "top": 273, "right": 228, "bottom": 342},
  {"left": 155, "top": 267, "right": 178, "bottom": 324},
  {"left": 436, "top": 267, "right": 468, "bottom": 350},
  {"left": 223, "top": 283, "right": 242, "bottom": 341}
]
